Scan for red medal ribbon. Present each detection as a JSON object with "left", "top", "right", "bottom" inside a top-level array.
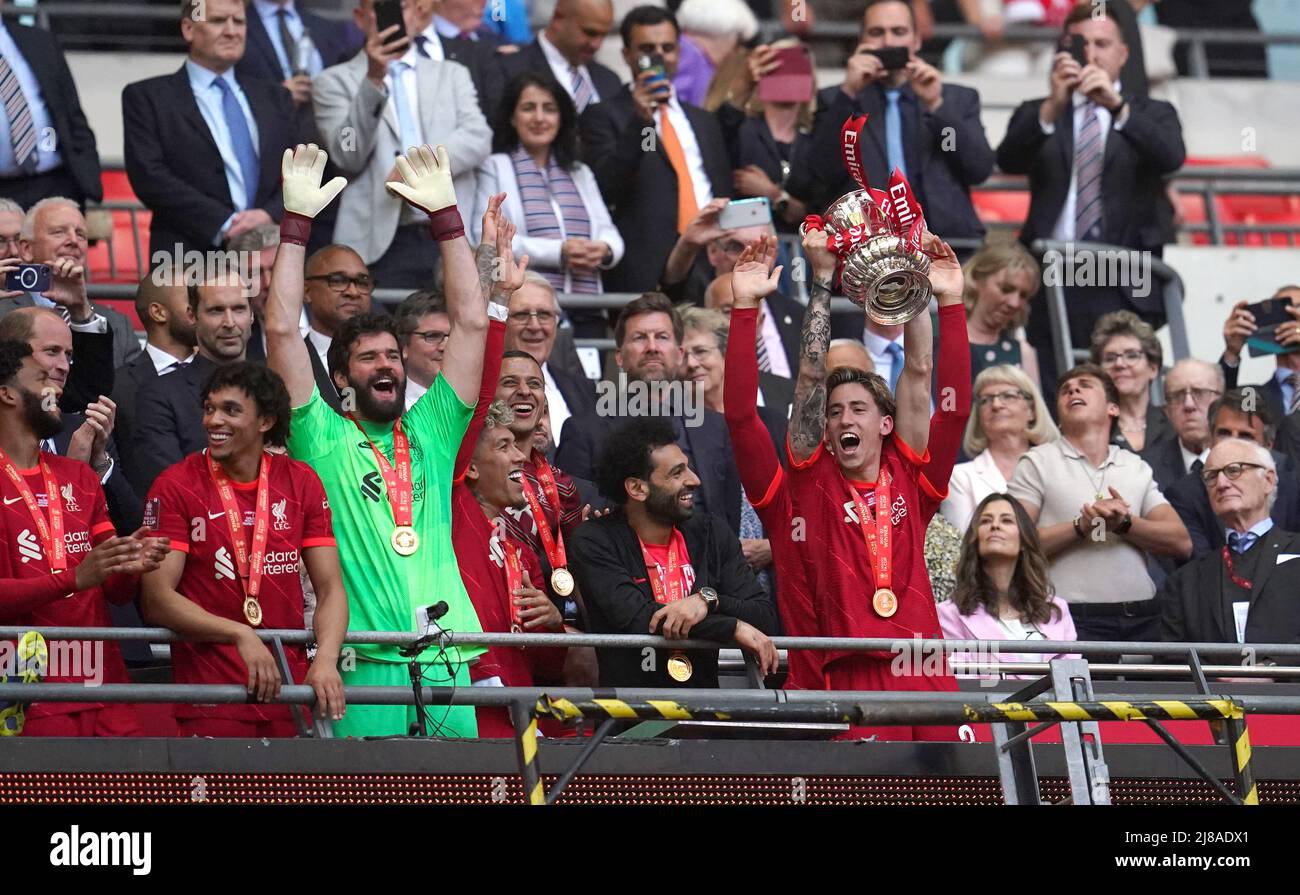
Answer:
[
  {"left": 502, "top": 537, "right": 524, "bottom": 629},
  {"left": 348, "top": 414, "right": 414, "bottom": 528},
  {"left": 1221, "top": 546, "right": 1253, "bottom": 591},
  {"left": 522, "top": 451, "right": 568, "bottom": 572},
  {"left": 639, "top": 530, "right": 687, "bottom": 605},
  {"left": 207, "top": 451, "right": 273, "bottom": 599},
  {"left": 845, "top": 471, "right": 892, "bottom": 594},
  {"left": 840, "top": 115, "right": 870, "bottom": 190},
  {"left": 0, "top": 447, "right": 67, "bottom": 573}
]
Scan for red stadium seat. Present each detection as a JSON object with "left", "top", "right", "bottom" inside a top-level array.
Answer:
[
  {"left": 88, "top": 168, "right": 151, "bottom": 284},
  {"left": 1178, "top": 155, "right": 1300, "bottom": 247},
  {"left": 971, "top": 188, "right": 1030, "bottom": 226}
]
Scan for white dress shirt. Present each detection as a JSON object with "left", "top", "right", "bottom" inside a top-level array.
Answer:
[
  {"left": 758, "top": 301, "right": 791, "bottom": 378},
  {"left": 417, "top": 24, "right": 446, "bottom": 61},
  {"left": 1180, "top": 441, "right": 1209, "bottom": 475},
  {"left": 659, "top": 94, "right": 713, "bottom": 216},
  {"left": 1043, "top": 82, "right": 1129, "bottom": 242},
  {"left": 538, "top": 31, "right": 594, "bottom": 106},
  {"left": 543, "top": 363, "right": 572, "bottom": 440},
  {"left": 307, "top": 327, "right": 332, "bottom": 369},
  {"left": 252, "top": 0, "right": 324, "bottom": 78},
  {"left": 405, "top": 377, "right": 429, "bottom": 410},
  {"left": 862, "top": 327, "right": 905, "bottom": 385},
  {"left": 145, "top": 342, "right": 195, "bottom": 376}
]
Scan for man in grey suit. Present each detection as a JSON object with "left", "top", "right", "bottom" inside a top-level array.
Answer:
[
  {"left": 0, "top": 197, "right": 140, "bottom": 371},
  {"left": 313, "top": 0, "right": 491, "bottom": 288}
]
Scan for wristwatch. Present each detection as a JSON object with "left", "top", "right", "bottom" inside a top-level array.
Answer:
[{"left": 698, "top": 587, "right": 719, "bottom": 613}]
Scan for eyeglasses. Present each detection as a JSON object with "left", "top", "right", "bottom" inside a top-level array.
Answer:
[
  {"left": 1166, "top": 387, "right": 1221, "bottom": 406},
  {"left": 978, "top": 389, "right": 1029, "bottom": 407},
  {"left": 1101, "top": 349, "right": 1148, "bottom": 366},
  {"left": 305, "top": 273, "right": 374, "bottom": 294},
  {"left": 0, "top": 235, "right": 20, "bottom": 248},
  {"left": 685, "top": 345, "right": 719, "bottom": 361},
  {"left": 508, "top": 310, "right": 557, "bottom": 326},
  {"left": 1200, "top": 461, "right": 1268, "bottom": 485},
  {"left": 410, "top": 329, "right": 449, "bottom": 346}
]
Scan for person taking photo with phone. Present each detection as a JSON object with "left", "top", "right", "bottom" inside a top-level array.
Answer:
[{"left": 807, "top": 0, "right": 994, "bottom": 252}]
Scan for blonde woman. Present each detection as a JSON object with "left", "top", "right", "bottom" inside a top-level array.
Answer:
[
  {"left": 963, "top": 239, "right": 1042, "bottom": 386},
  {"left": 940, "top": 365, "right": 1059, "bottom": 531}
]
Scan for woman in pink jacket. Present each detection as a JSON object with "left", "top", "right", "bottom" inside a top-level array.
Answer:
[{"left": 938, "top": 493, "right": 1077, "bottom": 678}]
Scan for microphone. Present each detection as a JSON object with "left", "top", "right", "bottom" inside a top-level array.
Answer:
[{"left": 399, "top": 602, "right": 452, "bottom": 657}]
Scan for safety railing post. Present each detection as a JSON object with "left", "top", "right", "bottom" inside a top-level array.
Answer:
[
  {"left": 510, "top": 700, "right": 545, "bottom": 806},
  {"left": 1223, "top": 708, "right": 1259, "bottom": 806}
]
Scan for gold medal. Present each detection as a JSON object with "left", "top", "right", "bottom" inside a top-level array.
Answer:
[
  {"left": 243, "top": 597, "right": 263, "bottom": 627},
  {"left": 872, "top": 587, "right": 898, "bottom": 618},
  {"left": 551, "top": 567, "right": 575, "bottom": 596},
  {"left": 391, "top": 525, "right": 419, "bottom": 556},
  {"left": 667, "top": 652, "right": 693, "bottom": 682}
]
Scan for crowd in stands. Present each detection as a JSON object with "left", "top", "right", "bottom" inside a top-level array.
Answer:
[{"left": 0, "top": 0, "right": 1296, "bottom": 741}]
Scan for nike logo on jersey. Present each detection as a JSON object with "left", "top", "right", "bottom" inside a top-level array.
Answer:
[
  {"left": 214, "top": 546, "right": 236, "bottom": 581},
  {"left": 3, "top": 496, "right": 23, "bottom": 505},
  {"left": 17, "top": 528, "right": 40, "bottom": 563},
  {"left": 208, "top": 510, "right": 226, "bottom": 520}
]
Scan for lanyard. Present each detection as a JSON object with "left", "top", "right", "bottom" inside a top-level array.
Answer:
[
  {"left": 521, "top": 454, "right": 567, "bottom": 572},
  {"left": 639, "top": 530, "right": 687, "bottom": 605},
  {"left": 844, "top": 470, "right": 892, "bottom": 592},
  {"left": 1222, "top": 546, "right": 1253, "bottom": 591},
  {"left": 0, "top": 447, "right": 67, "bottom": 573},
  {"left": 207, "top": 451, "right": 272, "bottom": 599}
]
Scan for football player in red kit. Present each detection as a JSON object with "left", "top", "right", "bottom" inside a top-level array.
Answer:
[
  {"left": 141, "top": 362, "right": 348, "bottom": 737},
  {"left": 786, "top": 227, "right": 971, "bottom": 740},
  {"left": 0, "top": 339, "right": 168, "bottom": 736}
]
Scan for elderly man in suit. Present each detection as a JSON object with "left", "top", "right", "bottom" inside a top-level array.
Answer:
[
  {"left": 579, "top": 6, "right": 732, "bottom": 295},
  {"left": 313, "top": 0, "right": 491, "bottom": 289},
  {"left": 238, "top": 0, "right": 363, "bottom": 106},
  {"left": 0, "top": 198, "right": 139, "bottom": 373},
  {"left": 808, "top": 0, "right": 995, "bottom": 246},
  {"left": 0, "top": 21, "right": 102, "bottom": 209},
  {"left": 123, "top": 0, "right": 303, "bottom": 258},
  {"left": 1142, "top": 359, "right": 1224, "bottom": 493},
  {"left": 131, "top": 278, "right": 253, "bottom": 494},
  {"left": 504, "top": 0, "right": 621, "bottom": 114},
  {"left": 1160, "top": 437, "right": 1300, "bottom": 650},
  {"left": 1165, "top": 390, "right": 1300, "bottom": 564},
  {"left": 556, "top": 292, "right": 744, "bottom": 534},
  {"left": 997, "top": 2, "right": 1185, "bottom": 389}
]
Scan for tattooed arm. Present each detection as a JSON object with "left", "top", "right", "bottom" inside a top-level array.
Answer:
[{"left": 789, "top": 228, "right": 837, "bottom": 462}]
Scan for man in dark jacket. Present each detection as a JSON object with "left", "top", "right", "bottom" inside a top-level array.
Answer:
[{"left": 568, "top": 416, "right": 777, "bottom": 688}]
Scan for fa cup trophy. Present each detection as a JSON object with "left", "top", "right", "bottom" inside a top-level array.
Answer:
[{"left": 801, "top": 115, "right": 933, "bottom": 325}]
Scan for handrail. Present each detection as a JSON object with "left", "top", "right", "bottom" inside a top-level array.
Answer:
[{"left": 5, "top": 624, "right": 1299, "bottom": 658}]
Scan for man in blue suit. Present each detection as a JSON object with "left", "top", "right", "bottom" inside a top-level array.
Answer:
[{"left": 238, "top": 0, "right": 364, "bottom": 107}]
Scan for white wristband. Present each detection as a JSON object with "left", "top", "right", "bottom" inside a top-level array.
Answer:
[{"left": 487, "top": 302, "right": 509, "bottom": 323}]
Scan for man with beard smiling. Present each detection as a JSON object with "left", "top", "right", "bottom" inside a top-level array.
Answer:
[
  {"left": 785, "top": 226, "right": 969, "bottom": 740},
  {"left": 569, "top": 416, "right": 777, "bottom": 688},
  {"left": 0, "top": 339, "right": 168, "bottom": 736},
  {"left": 1009, "top": 363, "right": 1191, "bottom": 642},
  {"left": 132, "top": 276, "right": 254, "bottom": 493},
  {"left": 265, "top": 143, "right": 496, "bottom": 738}
]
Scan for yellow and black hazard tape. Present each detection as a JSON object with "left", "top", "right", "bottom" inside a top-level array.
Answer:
[
  {"left": 1224, "top": 705, "right": 1259, "bottom": 806},
  {"left": 962, "top": 698, "right": 1241, "bottom": 725},
  {"left": 515, "top": 712, "right": 546, "bottom": 806},
  {"left": 537, "top": 696, "right": 733, "bottom": 723}
]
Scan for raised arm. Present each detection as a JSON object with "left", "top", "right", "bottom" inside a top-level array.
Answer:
[
  {"left": 385, "top": 144, "right": 488, "bottom": 405},
  {"left": 266, "top": 144, "right": 348, "bottom": 407},
  {"left": 789, "top": 228, "right": 837, "bottom": 461},
  {"left": 725, "top": 237, "right": 784, "bottom": 497}
]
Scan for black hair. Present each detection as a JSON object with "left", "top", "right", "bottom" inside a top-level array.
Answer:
[
  {"left": 0, "top": 339, "right": 32, "bottom": 387},
  {"left": 501, "top": 348, "right": 541, "bottom": 369},
  {"left": 1209, "top": 387, "right": 1278, "bottom": 444},
  {"left": 394, "top": 290, "right": 447, "bottom": 342},
  {"left": 620, "top": 4, "right": 678, "bottom": 48},
  {"left": 596, "top": 416, "right": 679, "bottom": 504},
  {"left": 328, "top": 313, "right": 402, "bottom": 380},
  {"left": 492, "top": 72, "right": 580, "bottom": 170},
  {"left": 201, "top": 361, "right": 292, "bottom": 446}
]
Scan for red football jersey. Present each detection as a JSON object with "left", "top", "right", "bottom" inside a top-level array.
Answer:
[
  {"left": 640, "top": 529, "right": 697, "bottom": 600},
  {"left": 786, "top": 436, "right": 948, "bottom": 665},
  {"left": 147, "top": 451, "right": 334, "bottom": 722},
  {"left": 498, "top": 455, "right": 583, "bottom": 563},
  {"left": 451, "top": 483, "right": 562, "bottom": 686},
  {"left": 0, "top": 452, "right": 131, "bottom": 719}
]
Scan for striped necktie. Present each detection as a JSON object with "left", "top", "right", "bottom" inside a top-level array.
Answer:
[
  {"left": 1074, "top": 101, "right": 1104, "bottom": 241},
  {"left": 755, "top": 330, "right": 773, "bottom": 373},
  {"left": 1288, "top": 372, "right": 1300, "bottom": 415},
  {"left": 570, "top": 66, "right": 593, "bottom": 114},
  {"left": 0, "top": 52, "right": 36, "bottom": 172}
]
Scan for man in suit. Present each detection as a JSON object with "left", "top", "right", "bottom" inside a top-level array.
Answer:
[
  {"left": 1166, "top": 389, "right": 1300, "bottom": 564},
  {"left": 1219, "top": 285, "right": 1300, "bottom": 425},
  {"left": 503, "top": 273, "right": 596, "bottom": 439},
  {"left": 123, "top": 0, "right": 302, "bottom": 258},
  {"left": 1142, "top": 359, "right": 1224, "bottom": 493},
  {"left": 313, "top": 0, "right": 491, "bottom": 288},
  {"left": 0, "top": 21, "right": 102, "bottom": 208},
  {"left": 808, "top": 0, "right": 994, "bottom": 245},
  {"left": 110, "top": 271, "right": 197, "bottom": 491},
  {"left": 1160, "top": 438, "right": 1300, "bottom": 650},
  {"left": 131, "top": 278, "right": 253, "bottom": 494},
  {"left": 579, "top": 5, "right": 731, "bottom": 295},
  {"left": 504, "top": 0, "right": 622, "bottom": 115},
  {"left": 409, "top": 0, "right": 505, "bottom": 122},
  {"left": 238, "top": 0, "right": 363, "bottom": 107},
  {"left": 0, "top": 198, "right": 140, "bottom": 373},
  {"left": 568, "top": 416, "right": 778, "bottom": 688},
  {"left": 996, "top": 2, "right": 1185, "bottom": 386},
  {"left": 302, "top": 244, "right": 375, "bottom": 412},
  {"left": 556, "top": 292, "right": 744, "bottom": 534}
]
